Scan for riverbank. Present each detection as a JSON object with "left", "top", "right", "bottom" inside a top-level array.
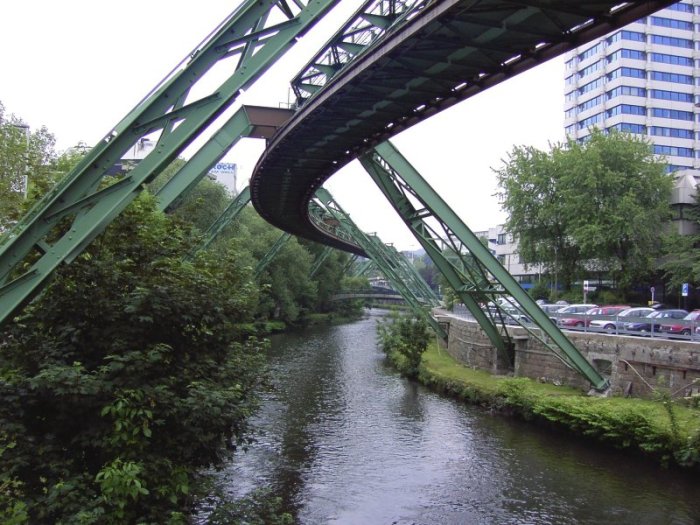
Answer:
[{"left": 389, "top": 343, "right": 700, "bottom": 470}]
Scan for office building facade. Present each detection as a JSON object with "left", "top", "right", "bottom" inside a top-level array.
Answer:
[{"left": 564, "top": 1, "right": 700, "bottom": 173}]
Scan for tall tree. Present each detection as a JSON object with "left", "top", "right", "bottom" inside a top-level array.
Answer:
[
  {"left": 0, "top": 101, "right": 64, "bottom": 231},
  {"left": 496, "top": 129, "right": 671, "bottom": 293}
]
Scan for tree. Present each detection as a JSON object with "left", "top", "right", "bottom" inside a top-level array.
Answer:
[
  {"left": 0, "top": 193, "right": 267, "bottom": 522},
  {"left": 0, "top": 101, "right": 64, "bottom": 232},
  {"left": 496, "top": 129, "right": 672, "bottom": 293}
]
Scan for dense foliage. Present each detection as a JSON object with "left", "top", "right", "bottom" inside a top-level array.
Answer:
[
  {"left": 0, "top": 101, "right": 366, "bottom": 522},
  {"left": 496, "top": 129, "right": 672, "bottom": 294},
  {"left": 377, "top": 313, "right": 431, "bottom": 377}
]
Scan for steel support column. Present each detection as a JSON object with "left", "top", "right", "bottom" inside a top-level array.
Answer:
[
  {"left": 0, "top": 0, "right": 340, "bottom": 327},
  {"left": 254, "top": 232, "right": 292, "bottom": 278},
  {"left": 314, "top": 188, "right": 447, "bottom": 341},
  {"left": 361, "top": 141, "right": 608, "bottom": 391}
]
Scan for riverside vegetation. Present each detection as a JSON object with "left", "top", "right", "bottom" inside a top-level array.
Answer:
[
  {"left": 377, "top": 314, "right": 700, "bottom": 471},
  {"left": 0, "top": 103, "right": 366, "bottom": 523}
]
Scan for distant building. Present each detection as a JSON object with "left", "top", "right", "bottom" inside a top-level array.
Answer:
[{"left": 564, "top": 1, "right": 700, "bottom": 173}]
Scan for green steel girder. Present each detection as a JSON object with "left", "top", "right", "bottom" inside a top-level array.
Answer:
[
  {"left": 188, "top": 186, "right": 251, "bottom": 258},
  {"left": 309, "top": 246, "right": 334, "bottom": 278},
  {"left": 254, "top": 232, "right": 292, "bottom": 278},
  {"left": 353, "top": 259, "right": 374, "bottom": 278},
  {"left": 291, "top": 0, "right": 424, "bottom": 107},
  {"left": 365, "top": 235, "right": 438, "bottom": 307},
  {"left": 314, "top": 188, "right": 447, "bottom": 341},
  {"left": 0, "top": 0, "right": 341, "bottom": 327},
  {"left": 156, "top": 105, "right": 293, "bottom": 212},
  {"left": 386, "top": 244, "right": 439, "bottom": 305},
  {"left": 361, "top": 141, "right": 608, "bottom": 391}
]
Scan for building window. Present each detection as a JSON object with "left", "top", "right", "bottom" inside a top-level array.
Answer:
[
  {"left": 653, "top": 145, "right": 694, "bottom": 158},
  {"left": 577, "top": 94, "right": 604, "bottom": 112},
  {"left": 651, "top": 108, "right": 694, "bottom": 121},
  {"left": 497, "top": 233, "right": 506, "bottom": 245},
  {"left": 607, "top": 67, "right": 645, "bottom": 80},
  {"left": 649, "top": 126, "right": 693, "bottom": 139},
  {"left": 607, "top": 49, "right": 646, "bottom": 63},
  {"left": 650, "top": 89, "right": 693, "bottom": 102},
  {"left": 607, "top": 104, "right": 646, "bottom": 117},
  {"left": 579, "top": 112, "right": 604, "bottom": 129},
  {"left": 667, "top": 3, "right": 693, "bottom": 13},
  {"left": 578, "top": 43, "right": 601, "bottom": 62},
  {"left": 650, "top": 35, "right": 694, "bottom": 49},
  {"left": 579, "top": 77, "right": 605, "bottom": 95},
  {"left": 609, "top": 123, "right": 646, "bottom": 134},
  {"left": 649, "top": 71, "right": 694, "bottom": 85},
  {"left": 497, "top": 255, "right": 506, "bottom": 265},
  {"left": 607, "top": 30, "right": 645, "bottom": 44},
  {"left": 579, "top": 60, "right": 603, "bottom": 78},
  {"left": 650, "top": 16, "right": 693, "bottom": 31},
  {"left": 606, "top": 86, "right": 646, "bottom": 99},
  {"left": 650, "top": 52, "right": 693, "bottom": 67}
]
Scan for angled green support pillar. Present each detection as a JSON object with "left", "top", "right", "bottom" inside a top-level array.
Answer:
[
  {"left": 360, "top": 141, "right": 608, "bottom": 391},
  {"left": 309, "top": 246, "right": 334, "bottom": 278},
  {"left": 314, "top": 188, "right": 447, "bottom": 341},
  {"left": 156, "top": 105, "right": 293, "bottom": 211},
  {"left": 0, "top": 0, "right": 341, "bottom": 327},
  {"left": 187, "top": 186, "right": 251, "bottom": 258},
  {"left": 255, "top": 232, "right": 292, "bottom": 278}
]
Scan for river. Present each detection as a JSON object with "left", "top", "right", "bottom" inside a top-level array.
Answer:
[{"left": 203, "top": 309, "right": 700, "bottom": 524}]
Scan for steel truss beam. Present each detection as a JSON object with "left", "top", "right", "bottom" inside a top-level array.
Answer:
[
  {"left": 188, "top": 187, "right": 251, "bottom": 258},
  {"left": 255, "top": 232, "right": 292, "bottom": 278},
  {"left": 156, "top": 106, "right": 293, "bottom": 212},
  {"left": 314, "top": 188, "right": 447, "bottom": 341},
  {"left": 309, "top": 246, "right": 334, "bottom": 278},
  {"left": 360, "top": 141, "right": 608, "bottom": 391},
  {"left": 291, "top": 0, "right": 425, "bottom": 108},
  {"left": 0, "top": 0, "right": 340, "bottom": 327}
]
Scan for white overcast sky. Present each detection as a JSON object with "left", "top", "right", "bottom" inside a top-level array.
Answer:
[{"left": 0, "top": 0, "right": 565, "bottom": 250}]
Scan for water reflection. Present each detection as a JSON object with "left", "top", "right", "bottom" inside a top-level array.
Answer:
[{"left": 205, "top": 310, "right": 700, "bottom": 524}]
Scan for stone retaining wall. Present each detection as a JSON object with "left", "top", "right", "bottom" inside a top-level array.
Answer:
[{"left": 434, "top": 310, "right": 700, "bottom": 397}]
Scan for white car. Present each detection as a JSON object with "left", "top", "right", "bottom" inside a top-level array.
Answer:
[{"left": 588, "top": 307, "right": 655, "bottom": 333}]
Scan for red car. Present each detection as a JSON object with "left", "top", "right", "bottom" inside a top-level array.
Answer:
[{"left": 661, "top": 310, "right": 700, "bottom": 336}]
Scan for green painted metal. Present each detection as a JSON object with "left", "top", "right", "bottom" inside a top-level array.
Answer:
[
  {"left": 291, "top": 0, "right": 424, "bottom": 108},
  {"left": 309, "top": 246, "right": 334, "bottom": 278},
  {"left": 314, "top": 188, "right": 447, "bottom": 341},
  {"left": 187, "top": 186, "right": 251, "bottom": 258},
  {"left": 156, "top": 105, "right": 292, "bottom": 212},
  {"left": 361, "top": 141, "right": 609, "bottom": 391},
  {"left": 0, "top": 0, "right": 340, "bottom": 327},
  {"left": 352, "top": 258, "right": 373, "bottom": 278},
  {"left": 254, "top": 232, "right": 292, "bottom": 278},
  {"left": 386, "top": 244, "right": 439, "bottom": 305}
]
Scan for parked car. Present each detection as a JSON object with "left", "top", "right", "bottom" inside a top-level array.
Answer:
[
  {"left": 560, "top": 305, "right": 631, "bottom": 328},
  {"left": 589, "top": 307, "right": 655, "bottom": 333},
  {"left": 624, "top": 309, "right": 689, "bottom": 334},
  {"left": 554, "top": 304, "right": 599, "bottom": 327},
  {"left": 660, "top": 310, "right": 700, "bottom": 336}
]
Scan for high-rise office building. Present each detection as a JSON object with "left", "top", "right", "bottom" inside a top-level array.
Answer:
[{"left": 564, "top": 1, "right": 700, "bottom": 173}]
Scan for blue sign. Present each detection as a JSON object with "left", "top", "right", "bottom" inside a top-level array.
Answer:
[{"left": 682, "top": 283, "right": 689, "bottom": 297}]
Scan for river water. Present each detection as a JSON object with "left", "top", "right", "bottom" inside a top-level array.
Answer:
[{"left": 206, "top": 309, "right": 700, "bottom": 524}]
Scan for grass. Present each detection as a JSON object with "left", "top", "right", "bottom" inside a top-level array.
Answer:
[{"left": 398, "top": 342, "right": 700, "bottom": 469}]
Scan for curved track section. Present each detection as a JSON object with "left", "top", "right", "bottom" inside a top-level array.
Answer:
[{"left": 251, "top": 0, "right": 675, "bottom": 252}]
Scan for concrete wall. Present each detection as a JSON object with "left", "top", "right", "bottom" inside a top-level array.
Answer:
[{"left": 434, "top": 311, "right": 700, "bottom": 398}]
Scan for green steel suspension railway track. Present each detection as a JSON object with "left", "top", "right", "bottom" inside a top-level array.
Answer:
[{"left": 0, "top": 0, "right": 677, "bottom": 391}]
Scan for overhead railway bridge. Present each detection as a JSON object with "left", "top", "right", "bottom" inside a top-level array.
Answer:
[{"left": 0, "top": 0, "right": 676, "bottom": 392}]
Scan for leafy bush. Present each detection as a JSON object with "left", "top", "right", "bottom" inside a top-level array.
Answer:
[
  {"left": 377, "top": 314, "right": 431, "bottom": 377},
  {"left": 0, "top": 194, "right": 267, "bottom": 522}
]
